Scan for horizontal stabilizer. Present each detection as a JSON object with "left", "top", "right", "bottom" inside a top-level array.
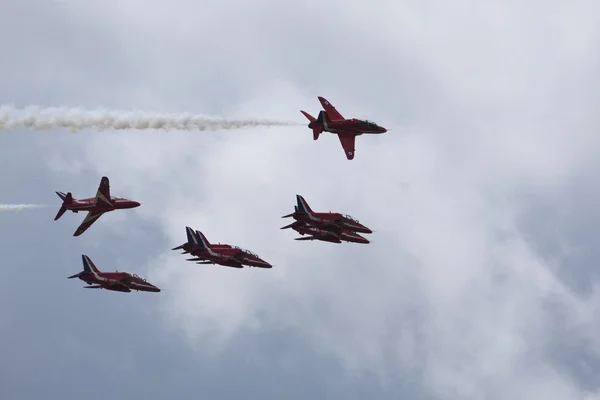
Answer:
[
  {"left": 281, "top": 213, "right": 294, "bottom": 218},
  {"left": 55, "top": 191, "right": 73, "bottom": 203},
  {"left": 300, "top": 110, "right": 316, "bottom": 122},
  {"left": 313, "top": 128, "right": 321, "bottom": 140},
  {"left": 54, "top": 192, "right": 72, "bottom": 220},
  {"left": 54, "top": 205, "right": 67, "bottom": 221},
  {"left": 281, "top": 223, "right": 295, "bottom": 229}
]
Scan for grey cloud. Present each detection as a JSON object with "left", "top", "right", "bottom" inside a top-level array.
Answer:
[{"left": 3, "top": 0, "right": 600, "bottom": 399}]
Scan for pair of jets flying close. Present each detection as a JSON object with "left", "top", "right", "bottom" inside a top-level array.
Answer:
[{"left": 54, "top": 97, "right": 383, "bottom": 293}]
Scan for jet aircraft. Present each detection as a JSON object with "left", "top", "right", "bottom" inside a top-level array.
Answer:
[
  {"left": 67, "top": 254, "right": 160, "bottom": 293},
  {"left": 54, "top": 176, "right": 141, "bottom": 236},
  {"left": 300, "top": 96, "right": 387, "bottom": 160},
  {"left": 281, "top": 221, "right": 370, "bottom": 244},
  {"left": 172, "top": 226, "right": 272, "bottom": 268},
  {"left": 281, "top": 194, "right": 373, "bottom": 234}
]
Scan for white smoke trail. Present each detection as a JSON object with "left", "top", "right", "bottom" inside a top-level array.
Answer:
[
  {"left": 0, "top": 105, "right": 302, "bottom": 132},
  {"left": 0, "top": 204, "right": 50, "bottom": 212}
]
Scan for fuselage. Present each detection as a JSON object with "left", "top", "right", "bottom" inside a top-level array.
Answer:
[
  {"left": 292, "top": 222, "right": 370, "bottom": 244},
  {"left": 189, "top": 244, "right": 272, "bottom": 268},
  {"left": 78, "top": 271, "right": 160, "bottom": 292},
  {"left": 67, "top": 196, "right": 140, "bottom": 212},
  {"left": 292, "top": 212, "right": 373, "bottom": 234},
  {"left": 320, "top": 118, "right": 387, "bottom": 135}
]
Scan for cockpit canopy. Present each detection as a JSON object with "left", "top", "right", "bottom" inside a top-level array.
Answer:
[
  {"left": 131, "top": 273, "right": 146, "bottom": 282},
  {"left": 359, "top": 119, "right": 379, "bottom": 127},
  {"left": 344, "top": 214, "right": 359, "bottom": 223},
  {"left": 233, "top": 246, "right": 259, "bottom": 258}
]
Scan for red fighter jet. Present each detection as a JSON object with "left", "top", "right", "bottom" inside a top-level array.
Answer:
[
  {"left": 282, "top": 221, "right": 370, "bottom": 244},
  {"left": 54, "top": 176, "right": 141, "bottom": 236},
  {"left": 171, "top": 226, "right": 273, "bottom": 269},
  {"left": 300, "top": 96, "right": 387, "bottom": 160},
  {"left": 67, "top": 255, "right": 160, "bottom": 293},
  {"left": 281, "top": 194, "right": 373, "bottom": 234}
]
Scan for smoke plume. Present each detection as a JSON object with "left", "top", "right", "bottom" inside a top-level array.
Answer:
[
  {"left": 0, "top": 204, "right": 50, "bottom": 212},
  {"left": 0, "top": 105, "right": 301, "bottom": 132}
]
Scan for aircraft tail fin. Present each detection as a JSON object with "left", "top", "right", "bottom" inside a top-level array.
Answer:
[
  {"left": 317, "top": 110, "right": 332, "bottom": 124},
  {"left": 54, "top": 192, "right": 73, "bottom": 220},
  {"left": 170, "top": 226, "right": 197, "bottom": 252},
  {"left": 194, "top": 230, "right": 211, "bottom": 249},
  {"left": 301, "top": 110, "right": 323, "bottom": 140},
  {"left": 185, "top": 226, "right": 199, "bottom": 246},
  {"left": 296, "top": 194, "right": 314, "bottom": 215},
  {"left": 81, "top": 254, "right": 100, "bottom": 274}
]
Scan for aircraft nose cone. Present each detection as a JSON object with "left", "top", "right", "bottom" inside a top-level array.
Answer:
[{"left": 132, "top": 201, "right": 141, "bottom": 207}]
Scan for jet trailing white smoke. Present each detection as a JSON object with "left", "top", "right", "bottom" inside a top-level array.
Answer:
[
  {"left": 0, "top": 204, "right": 50, "bottom": 212},
  {"left": 0, "top": 105, "right": 300, "bottom": 132}
]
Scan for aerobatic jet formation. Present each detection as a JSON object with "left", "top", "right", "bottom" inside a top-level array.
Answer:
[
  {"left": 67, "top": 255, "right": 160, "bottom": 293},
  {"left": 54, "top": 176, "right": 141, "bottom": 236},
  {"left": 22, "top": 95, "right": 390, "bottom": 301},
  {"left": 300, "top": 96, "right": 387, "bottom": 160},
  {"left": 172, "top": 226, "right": 273, "bottom": 268}
]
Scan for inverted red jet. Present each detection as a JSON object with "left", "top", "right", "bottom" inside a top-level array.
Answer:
[
  {"left": 54, "top": 176, "right": 141, "bottom": 236},
  {"left": 171, "top": 226, "right": 273, "bottom": 268},
  {"left": 67, "top": 255, "right": 160, "bottom": 293},
  {"left": 282, "top": 221, "right": 370, "bottom": 244},
  {"left": 300, "top": 96, "right": 387, "bottom": 160},
  {"left": 281, "top": 194, "right": 373, "bottom": 234}
]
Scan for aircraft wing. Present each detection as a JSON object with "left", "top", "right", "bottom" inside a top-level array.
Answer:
[
  {"left": 73, "top": 211, "right": 105, "bottom": 236},
  {"left": 99, "top": 281, "right": 131, "bottom": 292},
  {"left": 108, "top": 280, "right": 131, "bottom": 290},
  {"left": 94, "top": 176, "right": 112, "bottom": 207},
  {"left": 296, "top": 230, "right": 340, "bottom": 241},
  {"left": 337, "top": 133, "right": 356, "bottom": 160},
  {"left": 220, "top": 262, "right": 244, "bottom": 269},
  {"left": 317, "top": 97, "right": 344, "bottom": 120}
]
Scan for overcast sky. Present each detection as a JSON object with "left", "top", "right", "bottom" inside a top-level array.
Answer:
[{"left": 2, "top": 1, "right": 600, "bottom": 399}]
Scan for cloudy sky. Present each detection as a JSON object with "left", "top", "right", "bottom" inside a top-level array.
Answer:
[{"left": 2, "top": 0, "right": 600, "bottom": 399}]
